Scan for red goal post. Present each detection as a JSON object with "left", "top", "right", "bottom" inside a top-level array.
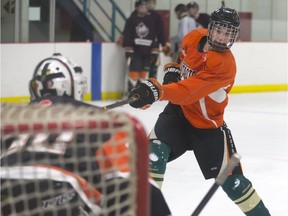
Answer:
[{"left": 0, "top": 103, "right": 149, "bottom": 216}]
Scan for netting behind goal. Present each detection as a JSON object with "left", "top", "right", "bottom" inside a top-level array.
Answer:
[{"left": 0, "top": 103, "right": 149, "bottom": 216}]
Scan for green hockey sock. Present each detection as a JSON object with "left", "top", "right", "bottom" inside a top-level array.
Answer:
[
  {"left": 221, "top": 175, "right": 270, "bottom": 216},
  {"left": 149, "top": 139, "right": 171, "bottom": 188}
]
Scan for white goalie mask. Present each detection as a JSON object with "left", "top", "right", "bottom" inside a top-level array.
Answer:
[{"left": 29, "top": 53, "right": 87, "bottom": 101}]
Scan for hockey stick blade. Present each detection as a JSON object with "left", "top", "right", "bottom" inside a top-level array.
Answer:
[
  {"left": 191, "top": 153, "right": 241, "bottom": 216},
  {"left": 102, "top": 95, "right": 139, "bottom": 110}
]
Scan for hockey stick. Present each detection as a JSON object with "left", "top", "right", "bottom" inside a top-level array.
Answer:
[
  {"left": 191, "top": 153, "right": 241, "bottom": 216},
  {"left": 102, "top": 95, "right": 139, "bottom": 110}
]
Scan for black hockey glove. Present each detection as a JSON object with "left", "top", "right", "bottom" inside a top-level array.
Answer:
[
  {"left": 163, "top": 62, "right": 181, "bottom": 85},
  {"left": 128, "top": 79, "right": 162, "bottom": 109}
]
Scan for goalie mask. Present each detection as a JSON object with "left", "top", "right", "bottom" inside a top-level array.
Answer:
[
  {"left": 29, "top": 53, "right": 87, "bottom": 101},
  {"left": 208, "top": 7, "right": 240, "bottom": 51}
]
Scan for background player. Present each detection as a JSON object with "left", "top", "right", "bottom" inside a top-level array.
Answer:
[
  {"left": 1, "top": 53, "right": 171, "bottom": 216},
  {"left": 187, "top": 1, "right": 210, "bottom": 28},
  {"left": 170, "top": 3, "right": 196, "bottom": 61},
  {"left": 122, "top": 1, "right": 158, "bottom": 95},
  {"left": 128, "top": 7, "right": 271, "bottom": 216}
]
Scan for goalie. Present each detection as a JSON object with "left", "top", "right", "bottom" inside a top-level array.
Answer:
[{"left": 1, "top": 54, "right": 171, "bottom": 216}]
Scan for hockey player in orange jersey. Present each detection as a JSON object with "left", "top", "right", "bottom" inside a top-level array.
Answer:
[{"left": 128, "top": 7, "right": 271, "bottom": 216}]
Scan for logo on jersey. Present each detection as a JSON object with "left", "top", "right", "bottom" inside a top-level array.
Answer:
[
  {"left": 202, "top": 53, "right": 207, "bottom": 62},
  {"left": 134, "top": 22, "right": 153, "bottom": 46},
  {"left": 136, "top": 22, "right": 149, "bottom": 38},
  {"left": 180, "top": 61, "right": 197, "bottom": 79}
]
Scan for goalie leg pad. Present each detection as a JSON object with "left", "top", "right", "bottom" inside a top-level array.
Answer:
[
  {"left": 149, "top": 139, "right": 171, "bottom": 188},
  {"left": 221, "top": 175, "right": 270, "bottom": 216}
]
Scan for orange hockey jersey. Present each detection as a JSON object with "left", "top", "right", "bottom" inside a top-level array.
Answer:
[{"left": 161, "top": 28, "right": 237, "bottom": 128}]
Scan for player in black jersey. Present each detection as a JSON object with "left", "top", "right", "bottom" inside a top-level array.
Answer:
[{"left": 122, "top": 1, "right": 158, "bottom": 94}]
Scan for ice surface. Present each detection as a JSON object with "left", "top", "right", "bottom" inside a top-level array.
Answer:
[{"left": 92, "top": 92, "right": 288, "bottom": 216}]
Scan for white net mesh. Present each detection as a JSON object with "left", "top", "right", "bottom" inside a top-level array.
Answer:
[{"left": 0, "top": 103, "right": 149, "bottom": 216}]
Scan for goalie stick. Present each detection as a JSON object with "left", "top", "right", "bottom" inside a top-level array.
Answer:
[
  {"left": 102, "top": 95, "right": 139, "bottom": 110},
  {"left": 191, "top": 153, "right": 241, "bottom": 216}
]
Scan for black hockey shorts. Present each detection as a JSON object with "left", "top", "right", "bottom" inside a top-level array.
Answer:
[
  {"left": 152, "top": 103, "right": 243, "bottom": 179},
  {"left": 129, "top": 52, "right": 151, "bottom": 72}
]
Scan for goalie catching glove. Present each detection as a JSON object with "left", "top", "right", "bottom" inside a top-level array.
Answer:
[
  {"left": 163, "top": 62, "right": 181, "bottom": 85},
  {"left": 128, "top": 78, "right": 162, "bottom": 109}
]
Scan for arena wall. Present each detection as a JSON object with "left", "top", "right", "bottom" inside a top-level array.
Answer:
[{"left": 1, "top": 42, "right": 287, "bottom": 102}]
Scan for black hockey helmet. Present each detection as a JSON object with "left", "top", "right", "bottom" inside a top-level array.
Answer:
[
  {"left": 208, "top": 7, "right": 240, "bottom": 51},
  {"left": 135, "top": 0, "right": 147, "bottom": 8},
  {"left": 174, "top": 4, "right": 188, "bottom": 19},
  {"left": 186, "top": 1, "right": 199, "bottom": 10},
  {"left": 174, "top": 4, "right": 188, "bottom": 13}
]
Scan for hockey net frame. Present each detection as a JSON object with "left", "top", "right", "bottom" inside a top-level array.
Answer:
[{"left": 0, "top": 103, "right": 149, "bottom": 216}]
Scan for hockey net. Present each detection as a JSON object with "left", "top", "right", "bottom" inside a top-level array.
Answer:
[{"left": 0, "top": 103, "right": 149, "bottom": 216}]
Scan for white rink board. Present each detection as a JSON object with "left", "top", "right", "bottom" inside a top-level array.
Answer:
[
  {"left": 1, "top": 42, "right": 287, "bottom": 98},
  {"left": 231, "top": 42, "right": 288, "bottom": 85},
  {"left": 1, "top": 43, "right": 91, "bottom": 97}
]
